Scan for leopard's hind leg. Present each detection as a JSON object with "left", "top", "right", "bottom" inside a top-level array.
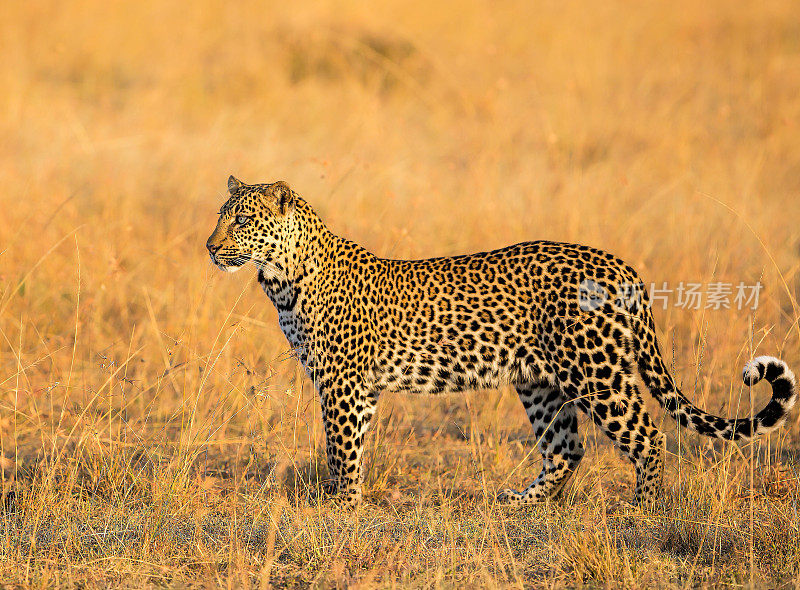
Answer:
[
  {"left": 577, "top": 384, "right": 665, "bottom": 506},
  {"left": 498, "top": 384, "right": 585, "bottom": 505},
  {"left": 550, "top": 320, "right": 666, "bottom": 506}
]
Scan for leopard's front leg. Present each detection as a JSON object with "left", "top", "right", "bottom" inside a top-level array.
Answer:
[{"left": 319, "top": 383, "right": 377, "bottom": 507}]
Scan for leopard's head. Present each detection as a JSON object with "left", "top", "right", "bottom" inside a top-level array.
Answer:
[{"left": 206, "top": 176, "right": 297, "bottom": 273}]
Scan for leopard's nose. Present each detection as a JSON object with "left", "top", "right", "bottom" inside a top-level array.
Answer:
[{"left": 206, "top": 241, "right": 221, "bottom": 255}]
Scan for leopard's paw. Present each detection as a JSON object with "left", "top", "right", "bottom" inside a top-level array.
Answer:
[
  {"left": 309, "top": 479, "right": 338, "bottom": 504},
  {"left": 497, "top": 488, "right": 523, "bottom": 506}
]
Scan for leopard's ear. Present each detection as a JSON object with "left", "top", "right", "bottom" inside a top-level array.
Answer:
[
  {"left": 270, "top": 181, "right": 294, "bottom": 215},
  {"left": 227, "top": 175, "right": 243, "bottom": 195}
]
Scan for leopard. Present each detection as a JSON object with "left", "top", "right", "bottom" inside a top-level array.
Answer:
[{"left": 206, "top": 176, "right": 797, "bottom": 507}]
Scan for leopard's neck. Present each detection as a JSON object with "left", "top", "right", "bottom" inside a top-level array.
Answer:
[
  {"left": 255, "top": 203, "right": 378, "bottom": 375},
  {"left": 255, "top": 224, "right": 338, "bottom": 373}
]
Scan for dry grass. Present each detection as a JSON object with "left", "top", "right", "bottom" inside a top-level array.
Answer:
[{"left": 2, "top": 0, "right": 800, "bottom": 587}]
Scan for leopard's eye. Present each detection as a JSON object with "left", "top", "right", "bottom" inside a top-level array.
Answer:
[{"left": 236, "top": 215, "right": 251, "bottom": 225}]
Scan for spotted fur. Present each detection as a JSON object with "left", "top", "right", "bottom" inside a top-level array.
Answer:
[{"left": 206, "top": 177, "right": 798, "bottom": 507}]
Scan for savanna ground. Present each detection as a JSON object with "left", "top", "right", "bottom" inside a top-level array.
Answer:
[{"left": 2, "top": 0, "right": 800, "bottom": 587}]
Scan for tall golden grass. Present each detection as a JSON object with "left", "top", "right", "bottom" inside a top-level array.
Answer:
[{"left": 1, "top": 0, "right": 799, "bottom": 586}]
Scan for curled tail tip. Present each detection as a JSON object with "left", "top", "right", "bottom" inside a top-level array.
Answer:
[
  {"left": 742, "top": 355, "right": 797, "bottom": 413},
  {"left": 742, "top": 355, "right": 789, "bottom": 386}
]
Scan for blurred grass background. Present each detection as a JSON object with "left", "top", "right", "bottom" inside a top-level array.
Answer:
[{"left": 1, "top": 0, "right": 800, "bottom": 587}]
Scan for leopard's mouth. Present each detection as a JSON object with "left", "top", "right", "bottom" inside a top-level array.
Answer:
[{"left": 211, "top": 251, "right": 252, "bottom": 272}]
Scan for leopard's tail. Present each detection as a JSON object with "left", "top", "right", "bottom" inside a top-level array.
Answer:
[{"left": 635, "top": 317, "right": 797, "bottom": 440}]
